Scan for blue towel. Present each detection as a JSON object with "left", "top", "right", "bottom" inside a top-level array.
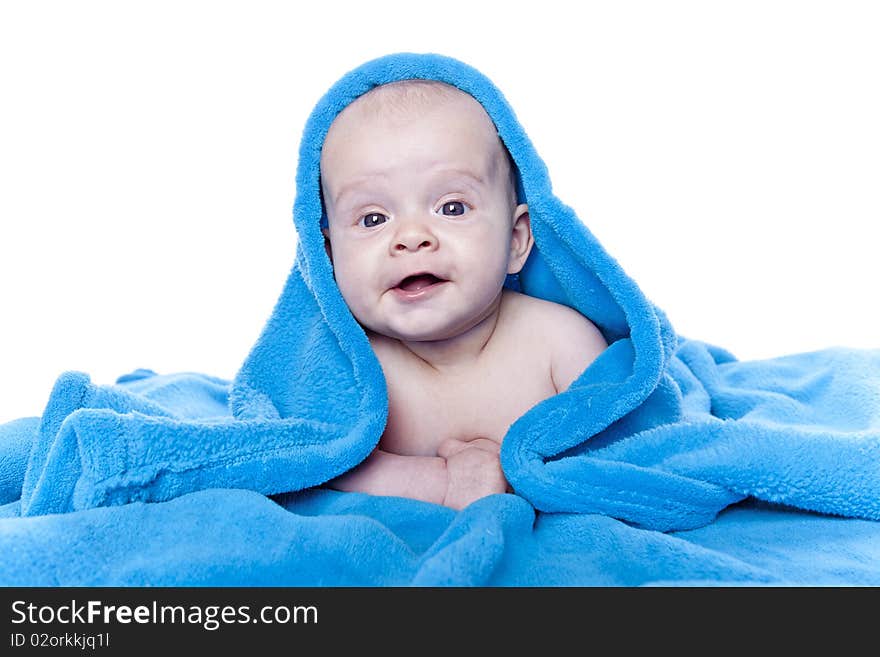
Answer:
[{"left": 1, "top": 52, "right": 878, "bottom": 585}]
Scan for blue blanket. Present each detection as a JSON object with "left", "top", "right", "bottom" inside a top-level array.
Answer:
[{"left": 1, "top": 52, "right": 878, "bottom": 586}]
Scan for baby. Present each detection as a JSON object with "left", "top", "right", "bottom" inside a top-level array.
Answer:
[{"left": 320, "top": 80, "right": 608, "bottom": 509}]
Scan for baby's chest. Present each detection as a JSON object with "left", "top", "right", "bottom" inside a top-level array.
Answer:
[{"left": 379, "top": 361, "right": 557, "bottom": 456}]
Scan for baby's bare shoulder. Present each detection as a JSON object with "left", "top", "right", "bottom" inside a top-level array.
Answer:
[
  {"left": 502, "top": 290, "right": 601, "bottom": 336},
  {"left": 502, "top": 290, "right": 607, "bottom": 392}
]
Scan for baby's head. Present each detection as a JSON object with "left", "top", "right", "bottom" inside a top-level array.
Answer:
[{"left": 320, "top": 79, "right": 532, "bottom": 343}]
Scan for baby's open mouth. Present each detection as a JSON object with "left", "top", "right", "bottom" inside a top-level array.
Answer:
[{"left": 394, "top": 272, "right": 447, "bottom": 292}]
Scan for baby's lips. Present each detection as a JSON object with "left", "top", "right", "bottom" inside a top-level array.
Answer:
[
  {"left": 397, "top": 273, "right": 446, "bottom": 292},
  {"left": 390, "top": 270, "right": 448, "bottom": 289}
]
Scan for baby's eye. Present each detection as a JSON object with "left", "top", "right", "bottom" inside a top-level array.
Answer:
[
  {"left": 359, "top": 212, "right": 388, "bottom": 228},
  {"left": 440, "top": 200, "right": 467, "bottom": 217}
]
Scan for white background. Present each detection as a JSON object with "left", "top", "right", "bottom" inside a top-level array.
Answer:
[{"left": 1, "top": 1, "right": 878, "bottom": 424}]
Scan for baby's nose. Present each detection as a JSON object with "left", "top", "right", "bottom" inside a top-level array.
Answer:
[{"left": 392, "top": 222, "right": 438, "bottom": 253}]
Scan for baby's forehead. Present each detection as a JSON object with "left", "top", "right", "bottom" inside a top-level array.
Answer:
[
  {"left": 323, "top": 82, "right": 503, "bottom": 171},
  {"left": 329, "top": 81, "right": 497, "bottom": 146},
  {"left": 349, "top": 79, "right": 485, "bottom": 122}
]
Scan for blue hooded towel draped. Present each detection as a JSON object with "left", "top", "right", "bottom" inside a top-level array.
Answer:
[{"left": 1, "top": 52, "right": 878, "bottom": 586}]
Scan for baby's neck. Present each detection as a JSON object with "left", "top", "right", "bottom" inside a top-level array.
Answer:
[{"left": 392, "top": 291, "right": 506, "bottom": 374}]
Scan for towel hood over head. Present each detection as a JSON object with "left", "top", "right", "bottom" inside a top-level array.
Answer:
[{"left": 230, "top": 51, "right": 684, "bottom": 515}]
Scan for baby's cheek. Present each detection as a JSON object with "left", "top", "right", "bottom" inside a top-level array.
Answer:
[
  {"left": 338, "top": 280, "right": 384, "bottom": 331},
  {"left": 332, "top": 270, "right": 364, "bottom": 310}
]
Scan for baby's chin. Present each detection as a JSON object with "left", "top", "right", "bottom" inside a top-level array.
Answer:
[
  {"left": 365, "top": 317, "right": 469, "bottom": 343},
  {"left": 361, "top": 295, "right": 505, "bottom": 343}
]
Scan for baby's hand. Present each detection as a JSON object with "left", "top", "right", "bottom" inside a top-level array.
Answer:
[{"left": 437, "top": 438, "right": 509, "bottom": 510}]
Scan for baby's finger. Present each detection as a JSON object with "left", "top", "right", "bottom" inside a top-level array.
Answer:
[
  {"left": 467, "top": 438, "right": 501, "bottom": 454},
  {"left": 436, "top": 437, "right": 469, "bottom": 458}
]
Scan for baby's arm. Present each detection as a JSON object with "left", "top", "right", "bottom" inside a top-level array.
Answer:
[
  {"left": 326, "top": 439, "right": 508, "bottom": 509},
  {"left": 549, "top": 306, "right": 608, "bottom": 393},
  {"left": 325, "top": 448, "right": 448, "bottom": 505},
  {"left": 437, "top": 438, "right": 509, "bottom": 510}
]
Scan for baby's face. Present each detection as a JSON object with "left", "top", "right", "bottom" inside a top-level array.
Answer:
[{"left": 320, "top": 93, "right": 531, "bottom": 343}]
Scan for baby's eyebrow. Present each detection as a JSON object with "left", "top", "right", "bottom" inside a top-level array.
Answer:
[
  {"left": 334, "top": 168, "right": 485, "bottom": 206},
  {"left": 334, "top": 173, "right": 388, "bottom": 206},
  {"left": 434, "top": 168, "right": 486, "bottom": 187}
]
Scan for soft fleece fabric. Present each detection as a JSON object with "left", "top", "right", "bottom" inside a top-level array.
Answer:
[{"left": 1, "top": 52, "right": 878, "bottom": 585}]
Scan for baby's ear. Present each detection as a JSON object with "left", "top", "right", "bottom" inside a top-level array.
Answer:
[{"left": 507, "top": 204, "right": 533, "bottom": 275}]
